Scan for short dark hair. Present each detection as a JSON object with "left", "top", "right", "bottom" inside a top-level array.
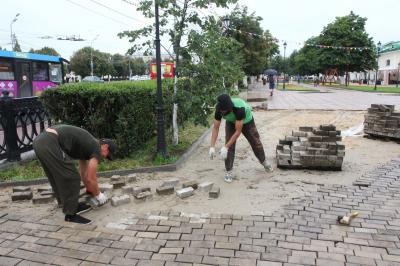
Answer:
[
  {"left": 217, "top": 94, "right": 233, "bottom": 111},
  {"left": 100, "top": 139, "right": 116, "bottom": 160}
]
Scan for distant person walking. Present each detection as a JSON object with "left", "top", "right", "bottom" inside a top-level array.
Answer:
[{"left": 268, "top": 75, "right": 275, "bottom": 96}]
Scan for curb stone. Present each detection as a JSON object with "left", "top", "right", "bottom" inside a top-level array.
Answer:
[{"left": 0, "top": 126, "right": 212, "bottom": 188}]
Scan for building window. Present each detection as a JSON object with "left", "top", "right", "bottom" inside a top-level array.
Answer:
[
  {"left": 386, "top": 59, "right": 391, "bottom": 66},
  {"left": 49, "top": 63, "right": 62, "bottom": 83}
]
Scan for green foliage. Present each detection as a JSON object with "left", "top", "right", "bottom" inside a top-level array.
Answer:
[
  {"left": 178, "top": 18, "right": 245, "bottom": 125},
  {"left": 293, "top": 12, "right": 376, "bottom": 76},
  {"left": 293, "top": 37, "right": 324, "bottom": 75},
  {"left": 227, "top": 5, "right": 279, "bottom": 75},
  {"left": 30, "top": 47, "right": 60, "bottom": 56},
  {"left": 40, "top": 81, "right": 162, "bottom": 157},
  {"left": 70, "top": 47, "right": 114, "bottom": 77}
]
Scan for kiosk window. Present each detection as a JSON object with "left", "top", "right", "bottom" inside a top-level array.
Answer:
[
  {"left": 33, "top": 62, "right": 49, "bottom": 81},
  {"left": 0, "top": 59, "right": 15, "bottom": 80},
  {"left": 49, "top": 63, "right": 62, "bottom": 83}
]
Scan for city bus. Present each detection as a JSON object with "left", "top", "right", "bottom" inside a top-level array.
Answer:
[
  {"left": 0, "top": 50, "right": 68, "bottom": 98},
  {"left": 150, "top": 62, "right": 174, "bottom": 79}
]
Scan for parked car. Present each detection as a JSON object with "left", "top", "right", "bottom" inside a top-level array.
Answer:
[
  {"left": 129, "top": 75, "right": 150, "bottom": 81},
  {"left": 82, "top": 76, "right": 104, "bottom": 83}
]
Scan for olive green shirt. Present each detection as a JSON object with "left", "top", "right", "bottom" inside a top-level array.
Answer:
[{"left": 52, "top": 125, "right": 101, "bottom": 161}]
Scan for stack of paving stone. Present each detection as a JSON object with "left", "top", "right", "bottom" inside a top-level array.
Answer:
[
  {"left": 276, "top": 124, "right": 345, "bottom": 170},
  {"left": 364, "top": 104, "right": 400, "bottom": 139}
]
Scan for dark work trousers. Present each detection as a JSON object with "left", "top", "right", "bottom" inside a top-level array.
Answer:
[
  {"left": 225, "top": 119, "right": 266, "bottom": 171},
  {"left": 33, "top": 132, "right": 80, "bottom": 215}
]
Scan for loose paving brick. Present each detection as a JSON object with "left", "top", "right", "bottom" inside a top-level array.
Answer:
[
  {"left": 209, "top": 186, "right": 220, "bottom": 198},
  {"left": 32, "top": 195, "right": 54, "bottom": 204},
  {"left": 134, "top": 191, "right": 153, "bottom": 202},
  {"left": 176, "top": 187, "right": 194, "bottom": 199},
  {"left": 162, "top": 178, "right": 180, "bottom": 187},
  {"left": 126, "top": 173, "right": 138, "bottom": 183},
  {"left": 13, "top": 186, "right": 31, "bottom": 192},
  {"left": 11, "top": 191, "right": 33, "bottom": 201},
  {"left": 111, "top": 194, "right": 131, "bottom": 207},
  {"left": 156, "top": 185, "right": 175, "bottom": 195},
  {"left": 198, "top": 181, "right": 214, "bottom": 192},
  {"left": 182, "top": 180, "right": 198, "bottom": 190}
]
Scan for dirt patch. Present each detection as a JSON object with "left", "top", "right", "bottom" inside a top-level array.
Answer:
[{"left": 1, "top": 110, "right": 399, "bottom": 225}]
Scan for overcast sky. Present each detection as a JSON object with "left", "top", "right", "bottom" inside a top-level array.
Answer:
[{"left": 1, "top": 0, "right": 398, "bottom": 60}]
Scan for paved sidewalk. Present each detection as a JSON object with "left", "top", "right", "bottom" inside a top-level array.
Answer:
[
  {"left": 247, "top": 81, "right": 400, "bottom": 110},
  {"left": 1, "top": 158, "right": 399, "bottom": 265}
]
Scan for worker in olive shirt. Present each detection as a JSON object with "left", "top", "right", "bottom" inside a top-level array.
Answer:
[
  {"left": 33, "top": 125, "right": 115, "bottom": 224},
  {"left": 209, "top": 94, "right": 273, "bottom": 182}
]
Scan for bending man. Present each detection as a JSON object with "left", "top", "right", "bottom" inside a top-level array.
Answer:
[
  {"left": 209, "top": 94, "right": 273, "bottom": 183},
  {"left": 33, "top": 125, "right": 115, "bottom": 224}
]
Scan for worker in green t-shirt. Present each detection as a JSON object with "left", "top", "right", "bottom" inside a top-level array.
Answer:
[
  {"left": 209, "top": 94, "right": 273, "bottom": 182},
  {"left": 33, "top": 125, "right": 115, "bottom": 224}
]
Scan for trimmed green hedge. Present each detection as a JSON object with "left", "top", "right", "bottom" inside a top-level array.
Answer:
[{"left": 40, "top": 80, "right": 180, "bottom": 157}]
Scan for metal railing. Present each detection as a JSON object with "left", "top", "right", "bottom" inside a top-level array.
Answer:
[{"left": 0, "top": 90, "right": 52, "bottom": 161}]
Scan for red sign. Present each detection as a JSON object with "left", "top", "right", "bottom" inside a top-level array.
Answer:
[{"left": 150, "top": 62, "right": 174, "bottom": 79}]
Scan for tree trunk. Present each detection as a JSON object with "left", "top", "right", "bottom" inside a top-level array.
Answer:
[{"left": 172, "top": 74, "right": 178, "bottom": 146}]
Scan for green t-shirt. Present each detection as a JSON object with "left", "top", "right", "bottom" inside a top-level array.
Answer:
[
  {"left": 219, "top": 98, "right": 253, "bottom": 124},
  {"left": 53, "top": 125, "right": 101, "bottom": 161}
]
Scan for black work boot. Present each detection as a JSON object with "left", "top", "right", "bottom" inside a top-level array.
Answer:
[
  {"left": 76, "top": 202, "right": 92, "bottom": 215},
  {"left": 65, "top": 214, "right": 92, "bottom": 224}
]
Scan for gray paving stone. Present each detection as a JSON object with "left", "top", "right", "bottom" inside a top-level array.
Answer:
[
  {"left": 287, "top": 255, "right": 316, "bottom": 265},
  {"left": 175, "top": 254, "right": 203, "bottom": 263},
  {"left": 11, "top": 191, "right": 33, "bottom": 201},
  {"left": 5, "top": 259, "right": 31, "bottom": 266},
  {"left": 176, "top": 187, "right": 194, "bottom": 199},
  {"left": 257, "top": 261, "right": 282, "bottom": 266},
  {"left": 125, "top": 250, "right": 153, "bottom": 260},
  {"left": 110, "top": 256, "right": 139, "bottom": 265},
  {"left": 346, "top": 255, "right": 377, "bottom": 265},
  {"left": 156, "top": 186, "right": 175, "bottom": 195},
  {"left": 202, "top": 255, "right": 229, "bottom": 265}
]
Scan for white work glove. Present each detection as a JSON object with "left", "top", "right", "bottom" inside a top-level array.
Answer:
[
  {"left": 95, "top": 192, "right": 108, "bottom": 206},
  {"left": 219, "top": 146, "right": 228, "bottom": 160},
  {"left": 209, "top": 147, "right": 216, "bottom": 159}
]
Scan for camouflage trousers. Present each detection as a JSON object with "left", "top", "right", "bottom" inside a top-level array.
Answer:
[{"left": 225, "top": 119, "right": 266, "bottom": 171}]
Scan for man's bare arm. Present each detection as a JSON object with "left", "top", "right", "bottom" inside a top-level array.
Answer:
[
  {"left": 82, "top": 158, "right": 100, "bottom": 196},
  {"left": 210, "top": 120, "right": 221, "bottom": 147}
]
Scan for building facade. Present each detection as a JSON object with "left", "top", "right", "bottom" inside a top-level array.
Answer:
[{"left": 378, "top": 41, "right": 400, "bottom": 85}]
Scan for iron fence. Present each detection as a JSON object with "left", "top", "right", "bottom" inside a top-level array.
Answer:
[{"left": 0, "top": 90, "right": 52, "bottom": 161}]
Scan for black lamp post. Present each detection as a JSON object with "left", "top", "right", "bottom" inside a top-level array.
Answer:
[
  {"left": 283, "top": 41, "right": 287, "bottom": 90},
  {"left": 222, "top": 16, "right": 230, "bottom": 33},
  {"left": 154, "top": 0, "right": 167, "bottom": 157},
  {"left": 222, "top": 16, "right": 230, "bottom": 89},
  {"left": 374, "top": 41, "right": 381, "bottom": 90}
]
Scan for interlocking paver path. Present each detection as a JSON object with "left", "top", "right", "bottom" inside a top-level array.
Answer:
[
  {"left": 246, "top": 81, "right": 400, "bottom": 110},
  {"left": 1, "top": 158, "right": 400, "bottom": 265}
]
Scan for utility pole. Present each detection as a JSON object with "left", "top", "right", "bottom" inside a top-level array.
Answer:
[
  {"left": 10, "top": 13, "right": 20, "bottom": 51},
  {"left": 154, "top": 0, "right": 167, "bottom": 157},
  {"left": 90, "top": 34, "right": 99, "bottom": 77},
  {"left": 374, "top": 41, "right": 381, "bottom": 90},
  {"left": 128, "top": 56, "right": 132, "bottom": 79}
]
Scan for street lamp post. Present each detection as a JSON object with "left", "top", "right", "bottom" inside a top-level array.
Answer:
[
  {"left": 10, "top": 13, "right": 20, "bottom": 51},
  {"left": 222, "top": 16, "right": 230, "bottom": 89},
  {"left": 154, "top": 0, "right": 167, "bottom": 156},
  {"left": 90, "top": 34, "right": 99, "bottom": 77},
  {"left": 283, "top": 41, "right": 287, "bottom": 90},
  {"left": 374, "top": 41, "right": 381, "bottom": 90},
  {"left": 397, "top": 62, "right": 400, "bottom": 88}
]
